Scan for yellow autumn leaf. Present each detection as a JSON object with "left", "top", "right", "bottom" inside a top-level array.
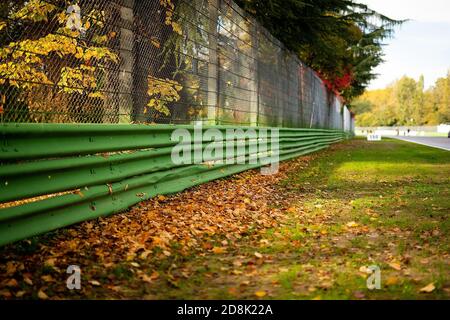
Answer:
[
  {"left": 41, "top": 275, "right": 55, "bottom": 282},
  {"left": 150, "top": 37, "right": 160, "bottom": 48},
  {"left": 255, "top": 290, "right": 267, "bottom": 298},
  {"left": 212, "top": 246, "right": 226, "bottom": 254},
  {"left": 419, "top": 283, "right": 435, "bottom": 293},
  {"left": 346, "top": 221, "right": 359, "bottom": 228},
  {"left": 88, "top": 92, "right": 105, "bottom": 99},
  {"left": 38, "top": 289, "right": 49, "bottom": 300},
  {"left": 44, "top": 258, "right": 56, "bottom": 267},
  {"left": 15, "top": 291, "right": 26, "bottom": 298},
  {"left": 23, "top": 275, "right": 33, "bottom": 286},
  {"left": 385, "top": 276, "right": 399, "bottom": 286}
]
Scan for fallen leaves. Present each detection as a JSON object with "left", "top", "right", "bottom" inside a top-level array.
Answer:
[
  {"left": 0, "top": 140, "right": 448, "bottom": 300},
  {"left": 353, "top": 291, "right": 365, "bottom": 299},
  {"left": 385, "top": 276, "right": 400, "bottom": 286},
  {"left": 232, "top": 260, "right": 243, "bottom": 267},
  {"left": 15, "top": 290, "right": 26, "bottom": 298},
  {"left": 419, "top": 283, "right": 436, "bottom": 293},
  {"left": 212, "top": 247, "right": 226, "bottom": 254},
  {"left": 5, "top": 279, "right": 18, "bottom": 287},
  {"left": 41, "top": 275, "right": 56, "bottom": 283},
  {"left": 5, "top": 262, "right": 17, "bottom": 275},
  {"left": 346, "top": 221, "right": 359, "bottom": 228},
  {"left": 44, "top": 258, "right": 57, "bottom": 267},
  {"left": 23, "top": 275, "right": 33, "bottom": 286},
  {"left": 388, "top": 261, "right": 402, "bottom": 271},
  {"left": 37, "top": 289, "right": 49, "bottom": 300},
  {"left": 89, "top": 280, "right": 101, "bottom": 286},
  {"left": 140, "top": 271, "right": 160, "bottom": 284},
  {"left": 255, "top": 290, "right": 267, "bottom": 298},
  {"left": 0, "top": 290, "right": 12, "bottom": 298}
]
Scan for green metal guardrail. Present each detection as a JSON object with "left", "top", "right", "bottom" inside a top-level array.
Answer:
[{"left": 0, "top": 123, "right": 350, "bottom": 246}]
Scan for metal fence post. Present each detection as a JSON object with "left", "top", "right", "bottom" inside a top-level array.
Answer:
[
  {"left": 207, "top": 0, "right": 219, "bottom": 125},
  {"left": 249, "top": 22, "right": 259, "bottom": 126},
  {"left": 118, "top": 0, "right": 134, "bottom": 124}
]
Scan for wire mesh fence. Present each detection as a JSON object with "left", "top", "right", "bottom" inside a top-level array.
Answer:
[{"left": 0, "top": 0, "right": 353, "bottom": 129}]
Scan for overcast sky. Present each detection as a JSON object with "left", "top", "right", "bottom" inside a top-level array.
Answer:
[{"left": 357, "top": 0, "right": 450, "bottom": 90}]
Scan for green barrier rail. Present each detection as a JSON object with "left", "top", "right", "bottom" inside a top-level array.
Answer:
[{"left": 0, "top": 123, "right": 350, "bottom": 246}]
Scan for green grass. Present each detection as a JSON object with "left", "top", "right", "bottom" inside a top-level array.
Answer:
[{"left": 268, "top": 138, "right": 450, "bottom": 299}]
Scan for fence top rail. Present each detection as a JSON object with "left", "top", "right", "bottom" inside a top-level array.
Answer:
[{"left": 1, "top": 123, "right": 343, "bottom": 135}]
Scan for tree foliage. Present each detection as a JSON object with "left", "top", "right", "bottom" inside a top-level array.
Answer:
[
  {"left": 0, "top": 0, "right": 183, "bottom": 122},
  {"left": 235, "top": 0, "right": 403, "bottom": 103},
  {"left": 352, "top": 73, "right": 450, "bottom": 126},
  {"left": 0, "top": 0, "right": 119, "bottom": 122}
]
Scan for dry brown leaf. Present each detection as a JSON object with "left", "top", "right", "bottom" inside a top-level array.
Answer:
[
  {"left": 149, "top": 271, "right": 159, "bottom": 280},
  {"left": 0, "top": 290, "right": 12, "bottom": 298},
  {"left": 6, "top": 262, "right": 17, "bottom": 275},
  {"left": 5, "top": 279, "right": 18, "bottom": 287}
]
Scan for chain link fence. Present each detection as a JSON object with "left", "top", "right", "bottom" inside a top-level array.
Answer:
[{"left": 0, "top": 0, "right": 353, "bottom": 129}]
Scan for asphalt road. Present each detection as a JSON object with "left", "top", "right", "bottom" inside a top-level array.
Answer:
[{"left": 393, "top": 136, "right": 450, "bottom": 151}]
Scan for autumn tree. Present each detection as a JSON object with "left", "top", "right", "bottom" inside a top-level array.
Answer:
[
  {"left": 235, "top": 0, "right": 402, "bottom": 103},
  {"left": 0, "top": 0, "right": 120, "bottom": 122},
  {"left": 0, "top": 0, "right": 184, "bottom": 123},
  {"left": 353, "top": 73, "right": 450, "bottom": 126}
]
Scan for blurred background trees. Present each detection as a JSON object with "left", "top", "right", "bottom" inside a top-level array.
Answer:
[{"left": 352, "top": 72, "right": 450, "bottom": 126}]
